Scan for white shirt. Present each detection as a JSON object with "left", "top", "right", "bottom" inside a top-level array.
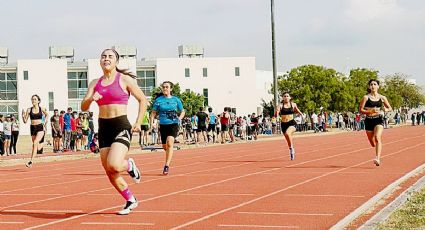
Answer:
[{"left": 0, "top": 122, "right": 4, "bottom": 132}]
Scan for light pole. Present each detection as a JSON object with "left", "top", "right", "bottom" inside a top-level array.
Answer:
[{"left": 271, "top": 0, "right": 279, "bottom": 114}]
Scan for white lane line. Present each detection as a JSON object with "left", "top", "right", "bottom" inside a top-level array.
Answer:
[
  {"left": 181, "top": 193, "right": 254, "bottom": 196},
  {"left": 218, "top": 224, "right": 299, "bottom": 229},
  {"left": 81, "top": 222, "right": 154, "bottom": 226},
  {"left": 170, "top": 141, "right": 425, "bottom": 230},
  {"left": 6, "top": 210, "right": 83, "bottom": 213},
  {"left": 284, "top": 194, "right": 365, "bottom": 198},
  {"left": 238, "top": 211, "right": 333, "bottom": 216},
  {"left": 0, "top": 194, "right": 63, "bottom": 196},
  {"left": 86, "top": 193, "right": 154, "bottom": 196},
  {"left": 132, "top": 210, "right": 201, "bottom": 214},
  {"left": 0, "top": 221, "right": 24, "bottom": 224}
]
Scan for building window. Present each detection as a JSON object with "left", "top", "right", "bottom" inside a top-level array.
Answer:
[
  {"left": 235, "top": 67, "right": 240, "bottom": 77},
  {"left": 0, "top": 72, "right": 18, "bottom": 100},
  {"left": 203, "top": 88, "right": 208, "bottom": 106},
  {"left": 0, "top": 103, "right": 18, "bottom": 118},
  {"left": 203, "top": 68, "right": 208, "bottom": 77},
  {"left": 24, "top": 71, "right": 29, "bottom": 80},
  {"left": 185, "top": 68, "right": 190, "bottom": 78},
  {"left": 48, "top": 92, "right": 54, "bottom": 111},
  {"left": 67, "top": 71, "right": 88, "bottom": 99},
  {"left": 136, "top": 70, "right": 156, "bottom": 97}
]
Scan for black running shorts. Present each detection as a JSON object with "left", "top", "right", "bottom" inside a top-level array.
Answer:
[{"left": 98, "top": 115, "right": 132, "bottom": 149}]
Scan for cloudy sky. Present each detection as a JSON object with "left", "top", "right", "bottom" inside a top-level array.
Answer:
[{"left": 1, "top": 0, "right": 424, "bottom": 84}]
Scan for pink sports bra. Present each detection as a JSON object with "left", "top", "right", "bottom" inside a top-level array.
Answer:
[{"left": 94, "top": 73, "right": 129, "bottom": 106}]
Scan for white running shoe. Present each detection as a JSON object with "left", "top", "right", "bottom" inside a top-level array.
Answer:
[
  {"left": 127, "top": 158, "right": 141, "bottom": 183},
  {"left": 289, "top": 148, "right": 295, "bottom": 161},
  {"left": 373, "top": 158, "right": 380, "bottom": 166},
  {"left": 117, "top": 199, "right": 138, "bottom": 215}
]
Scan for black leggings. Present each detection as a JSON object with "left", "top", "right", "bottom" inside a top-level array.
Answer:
[{"left": 10, "top": 131, "right": 19, "bottom": 154}]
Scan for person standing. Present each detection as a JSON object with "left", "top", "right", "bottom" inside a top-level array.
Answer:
[
  {"left": 150, "top": 81, "right": 185, "bottom": 175},
  {"left": 10, "top": 115, "right": 19, "bottom": 155},
  {"left": 359, "top": 79, "right": 392, "bottom": 166},
  {"left": 196, "top": 107, "right": 209, "bottom": 145},
  {"left": 81, "top": 48, "right": 147, "bottom": 215},
  {"left": 50, "top": 109, "right": 62, "bottom": 153}
]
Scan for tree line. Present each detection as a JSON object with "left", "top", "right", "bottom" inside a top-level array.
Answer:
[{"left": 263, "top": 65, "right": 425, "bottom": 116}]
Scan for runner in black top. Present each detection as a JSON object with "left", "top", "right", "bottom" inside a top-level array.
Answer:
[
  {"left": 22, "top": 95, "right": 49, "bottom": 168},
  {"left": 275, "top": 92, "right": 302, "bottom": 160},
  {"left": 196, "top": 107, "right": 209, "bottom": 145},
  {"left": 359, "top": 79, "right": 392, "bottom": 166}
]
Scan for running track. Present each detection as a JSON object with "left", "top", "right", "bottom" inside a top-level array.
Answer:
[{"left": 0, "top": 126, "right": 424, "bottom": 229}]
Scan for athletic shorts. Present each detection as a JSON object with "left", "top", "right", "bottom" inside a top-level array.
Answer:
[
  {"left": 140, "top": 125, "right": 149, "bottom": 131},
  {"left": 98, "top": 115, "right": 132, "bottom": 149},
  {"left": 207, "top": 124, "right": 216, "bottom": 132},
  {"left": 365, "top": 115, "right": 384, "bottom": 131},
  {"left": 281, "top": 120, "right": 297, "bottom": 133},
  {"left": 159, "top": 123, "right": 179, "bottom": 144},
  {"left": 197, "top": 125, "right": 207, "bottom": 132},
  {"left": 30, "top": 124, "right": 44, "bottom": 136},
  {"left": 82, "top": 129, "right": 89, "bottom": 136},
  {"left": 52, "top": 129, "right": 62, "bottom": 138},
  {"left": 221, "top": 124, "right": 229, "bottom": 132},
  {"left": 3, "top": 134, "right": 11, "bottom": 140}
]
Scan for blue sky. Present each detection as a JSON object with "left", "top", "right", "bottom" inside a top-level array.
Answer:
[{"left": 1, "top": 0, "right": 424, "bottom": 84}]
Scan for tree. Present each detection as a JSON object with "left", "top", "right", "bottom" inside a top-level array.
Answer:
[{"left": 382, "top": 74, "right": 425, "bottom": 109}]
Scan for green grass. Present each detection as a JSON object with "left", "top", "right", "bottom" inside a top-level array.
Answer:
[{"left": 377, "top": 186, "right": 425, "bottom": 229}]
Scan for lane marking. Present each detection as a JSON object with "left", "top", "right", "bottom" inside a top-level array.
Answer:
[
  {"left": 81, "top": 222, "right": 154, "bottom": 226},
  {"left": 238, "top": 211, "right": 333, "bottom": 216},
  {"left": 218, "top": 224, "right": 299, "bottom": 229},
  {"left": 283, "top": 194, "right": 365, "bottom": 198},
  {"left": 0, "top": 221, "right": 24, "bottom": 224},
  {"left": 5, "top": 209, "right": 83, "bottom": 213},
  {"left": 182, "top": 193, "right": 254, "bottom": 196},
  {"left": 132, "top": 210, "right": 201, "bottom": 214}
]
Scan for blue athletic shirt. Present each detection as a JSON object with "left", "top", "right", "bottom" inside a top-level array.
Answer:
[
  {"left": 209, "top": 112, "right": 217, "bottom": 124},
  {"left": 152, "top": 95, "right": 184, "bottom": 125}
]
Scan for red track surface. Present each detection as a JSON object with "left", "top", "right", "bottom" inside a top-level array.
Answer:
[{"left": 0, "top": 126, "right": 424, "bottom": 229}]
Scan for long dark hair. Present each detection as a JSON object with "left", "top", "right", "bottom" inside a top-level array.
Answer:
[
  {"left": 367, "top": 79, "right": 380, "bottom": 93},
  {"left": 102, "top": 49, "right": 137, "bottom": 78}
]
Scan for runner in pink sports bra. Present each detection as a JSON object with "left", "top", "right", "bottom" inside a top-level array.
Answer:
[{"left": 94, "top": 72, "right": 129, "bottom": 106}]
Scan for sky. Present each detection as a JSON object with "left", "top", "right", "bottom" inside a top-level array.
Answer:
[{"left": 1, "top": 0, "right": 424, "bottom": 84}]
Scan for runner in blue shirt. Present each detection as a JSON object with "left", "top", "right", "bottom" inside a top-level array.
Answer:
[{"left": 150, "top": 81, "right": 185, "bottom": 175}]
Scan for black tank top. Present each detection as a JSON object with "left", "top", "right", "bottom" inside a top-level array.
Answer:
[
  {"left": 364, "top": 97, "right": 382, "bottom": 108},
  {"left": 279, "top": 103, "right": 294, "bottom": 115},
  {"left": 29, "top": 107, "right": 43, "bottom": 120}
]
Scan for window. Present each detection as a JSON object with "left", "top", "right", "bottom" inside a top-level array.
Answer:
[
  {"left": 235, "top": 67, "right": 240, "bottom": 77},
  {"left": 203, "top": 88, "right": 208, "bottom": 106},
  {"left": 48, "top": 92, "right": 54, "bottom": 111},
  {"left": 24, "top": 71, "right": 29, "bottom": 80},
  {"left": 185, "top": 68, "right": 190, "bottom": 78},
  {"left": 203, "top": 68, "right": 208, "bottom": 77},
  {"left": 0, "top": 104, "right": 18, "bottom": 118},
  {"left": 136, "top": 70, "right": 156, "bottom": 97},
  {"left": 0, "top": 72, "right": 18, "bottom": 100},
  {"left": 67, "top": 71, "right": 88, "bottom": 99}
]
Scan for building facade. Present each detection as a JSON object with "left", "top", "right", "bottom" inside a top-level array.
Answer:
[{"left": 0, "top": 51, "right": 272, "bottom": 135}]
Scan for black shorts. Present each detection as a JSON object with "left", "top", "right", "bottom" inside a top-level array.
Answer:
[
  {"left": 229, "top": 124, "right": 235, "bottom": 130},
  {"left": 365, "top": 116, "right": 384, "bottom": 131},
  {"left": 208, "top": 124, "right": 216, "bottom": 132},
  {"left": 52, "top": 129, "right": 62, "bottom": 138},
  {"left": 30, "top": 124, "right": 44, "bottom": 136},
  {"left": 98, "top": 115, "right": 132, "bottom": 149},
  {"left": 221, "top": 124, "right": 229, "bottom": 132},
  {"left": 82, "top": 129, "right": 89, "bottom": 136},
  {"left": 159, "top": 123, "right": 179, "bottom": 144},
  {"left": 197, "top": 124, "right": 207, "bottom": 132},
  {"left": 140, "top": 125, "right": 149, "bottom": 131},
  {"left": 281, "top": 120, "right": 297, "bottom": 133}
]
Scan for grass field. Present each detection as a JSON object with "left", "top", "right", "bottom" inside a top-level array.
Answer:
[{"left": 378, "top": 186, "right": 425, "bottom": 229}]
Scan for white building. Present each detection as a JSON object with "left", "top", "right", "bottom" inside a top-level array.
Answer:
[{"left": 0, "top": 46, "right": 273, "bottom": 135}]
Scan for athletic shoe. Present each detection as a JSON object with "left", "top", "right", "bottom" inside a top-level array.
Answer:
[
  {"left": 25, "top": 161, "right": 33, "bottom": 168},
  {"left": 163, "top": 165, "right": 169, "bottom": 175},
  {"left": 373, "top": 158, "right": 380, "bottom": 166},
  {"left": 127, "top": 158, "right": 141, "bottom": 183},
  {"left": 117, "top": 199, "right": 138, "bottom": 215},
  {"left": 289, "top": 148, "right": 295, "bottom": 161}
]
